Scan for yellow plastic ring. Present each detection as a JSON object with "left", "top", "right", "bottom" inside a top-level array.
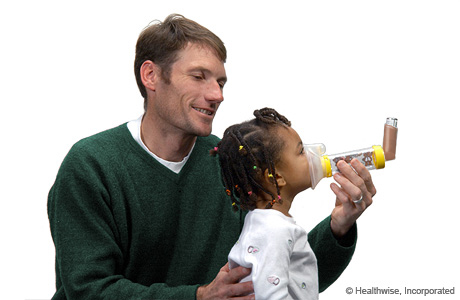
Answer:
[
  {"left": 372, "top": 145, "right": 386, "bottom": 169},
  {"left": 322, "top": 155, "right": 332, "bottom": 177}
]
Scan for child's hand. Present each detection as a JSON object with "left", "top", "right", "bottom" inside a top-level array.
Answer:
[{"left": 329, "top": 159, "right": 377, "bottom": 238}]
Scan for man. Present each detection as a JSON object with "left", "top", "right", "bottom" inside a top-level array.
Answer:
[{"left": 48, "top": 14, "right": 376, "bottom": 299}]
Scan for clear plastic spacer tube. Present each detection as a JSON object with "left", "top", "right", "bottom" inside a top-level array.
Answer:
[{"left": 324, "top": 145, "right": 385, "bottom": 175}]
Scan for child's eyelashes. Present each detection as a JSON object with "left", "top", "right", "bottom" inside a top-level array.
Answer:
[{"left": 300, "top": 146, "right": 305, "bottom": 155}]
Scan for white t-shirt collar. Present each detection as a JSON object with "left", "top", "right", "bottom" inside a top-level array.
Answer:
[{"left": 127, "top": 115, "right": 195, "bottom": 174}]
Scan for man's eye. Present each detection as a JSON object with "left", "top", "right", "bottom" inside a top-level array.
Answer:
[{"left": 300, "top": 147, "right": 305, "bottom": 155}]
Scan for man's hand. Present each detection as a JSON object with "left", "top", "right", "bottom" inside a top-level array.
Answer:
[
  {"left": 329, "top": 159, "right": 377, "bottom": 238},
  {"left": 196, "top": 263, "right": 254, "bottom": 300}
]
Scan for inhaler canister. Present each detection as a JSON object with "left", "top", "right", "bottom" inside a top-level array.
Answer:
[{"left": 383, "top": 117, "right": 398, "bottom": 161}]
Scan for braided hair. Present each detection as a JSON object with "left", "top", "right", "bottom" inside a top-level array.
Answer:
[{"left": 210, "top": 108, "right": 292, "bottom": 211}]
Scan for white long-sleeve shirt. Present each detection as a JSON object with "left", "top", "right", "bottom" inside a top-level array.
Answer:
[{"left": 228, "top": 209, "right": 318, "bottom": 300}]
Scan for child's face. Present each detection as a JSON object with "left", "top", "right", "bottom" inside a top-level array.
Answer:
[{"left": 275, "top": 127, "right": 312, "bottom": 197}]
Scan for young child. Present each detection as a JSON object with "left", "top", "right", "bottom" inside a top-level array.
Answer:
[{"left": 210, "top": 108, "right": 318, "bottom": 300}]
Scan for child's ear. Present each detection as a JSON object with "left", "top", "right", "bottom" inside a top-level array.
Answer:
[
  {"left": 276, "top": 173, "right": 286, "bottom": 187},
  {"left": 263, "top": 169, "right": 286, "bottom": 187}
]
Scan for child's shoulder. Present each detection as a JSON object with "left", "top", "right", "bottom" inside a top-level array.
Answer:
[{"left": 247, "top": 209, "right": 297, "bottom": 235}]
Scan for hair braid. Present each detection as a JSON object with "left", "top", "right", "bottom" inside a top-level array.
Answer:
[
  {"left": 211, "top": 107, "right": 291, "bottom": 211},
  {"left": 254, "top": 107, "right": 291, "bottom": 127}
]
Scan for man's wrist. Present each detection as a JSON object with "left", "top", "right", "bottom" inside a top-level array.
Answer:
[
  {"left": 196, "top": 286, "right": 202, "bottom": 300},
  {"left": 330, "top": 219, "right": 357, "bottom": 247},
  {"left": 330, "top": 218, "right": 351, "bottom": 239},
  {"left": 196, "top": 284, "right": 207, "bottom": 300}
]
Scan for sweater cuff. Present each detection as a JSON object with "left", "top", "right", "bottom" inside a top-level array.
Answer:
[
  {"left": 334, "top": 221, "right": 357, "bottom": 248},
  {"left": 194, "top": 284, "right": 200, "bottom": 300}
]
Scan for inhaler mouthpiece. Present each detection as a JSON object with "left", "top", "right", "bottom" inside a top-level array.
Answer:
[{"left": 306, "top": 144, "right": 330, "bottom": 190}]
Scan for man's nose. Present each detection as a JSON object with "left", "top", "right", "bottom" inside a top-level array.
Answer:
[{"left": 206, "top": 81, "right": 224, "bottom": 102}]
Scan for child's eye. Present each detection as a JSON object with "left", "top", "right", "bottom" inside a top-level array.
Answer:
[{"left": 300, "top": 147, "right": 305, "bottom": 155}]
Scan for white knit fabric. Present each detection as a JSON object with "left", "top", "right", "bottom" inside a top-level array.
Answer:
[{"left": 228, "top": 209, "right": 318, "bottom": 300}]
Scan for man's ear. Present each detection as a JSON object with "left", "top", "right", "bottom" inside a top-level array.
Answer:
[
  {"left": 263, "top": 169, "right": 286, "bottom": 187},
  {"left": 140, "top": 60, "right": 160, "bottom": 92}
]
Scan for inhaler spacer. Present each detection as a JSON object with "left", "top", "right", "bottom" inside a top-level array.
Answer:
[
  {"left": 306, "top": 144, "right": 386, "bottom": 189},
  {"left": 305, "top": 117, "right": 397, "bottom": 189}
]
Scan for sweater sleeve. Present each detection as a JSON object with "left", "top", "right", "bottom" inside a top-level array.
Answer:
[
  {"left": 47, "top": 144, "right": 199, "bottom": 300},
  {"left": 307, "top": 215, "right": 357, "bottom": 293}
]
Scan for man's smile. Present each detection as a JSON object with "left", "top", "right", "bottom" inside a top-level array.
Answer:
[{"left": 193, "top": 107, "right": 214, "bottom": 116}]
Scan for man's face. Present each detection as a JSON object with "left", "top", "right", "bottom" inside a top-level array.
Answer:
[{"left": 151, "top": 43, "right": 227, "bottom": 137}]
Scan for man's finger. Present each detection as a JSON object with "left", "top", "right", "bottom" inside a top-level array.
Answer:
[
  {"left": 351, "top": 159, "right": 377, "bottom": 196},
  {"left": 225, "top": 266, "right": 251, "bottom": 284},
  {"left": 227, "top": 281, "right": 254, "bottom": 298},
  {"left": 333, "top": 171, "right": 362, "bottom": 202},
  {"left": 337, "top": 161, "right": 367, "bottom": 196}
]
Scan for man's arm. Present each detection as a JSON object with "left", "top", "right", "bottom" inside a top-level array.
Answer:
[
  {"left": 309, "top": 159, "right": 376, "bottom": 292},
  {"left": 308, "top": 215, "right": 357, "bottom": 292},
  {"left": 48, "top": 145, "right": 199, "bottom": 300},
  {"left": 329, "top": 159, "right": 376, "bottom": 237}
]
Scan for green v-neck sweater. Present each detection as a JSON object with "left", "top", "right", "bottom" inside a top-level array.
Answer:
[{"left": 48, "top": 123, "right": 356, "bottom": 299}]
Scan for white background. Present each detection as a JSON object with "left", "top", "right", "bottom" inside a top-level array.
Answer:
[{"left": 1, "top": 0, "right": 459, "bottom": 299}]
